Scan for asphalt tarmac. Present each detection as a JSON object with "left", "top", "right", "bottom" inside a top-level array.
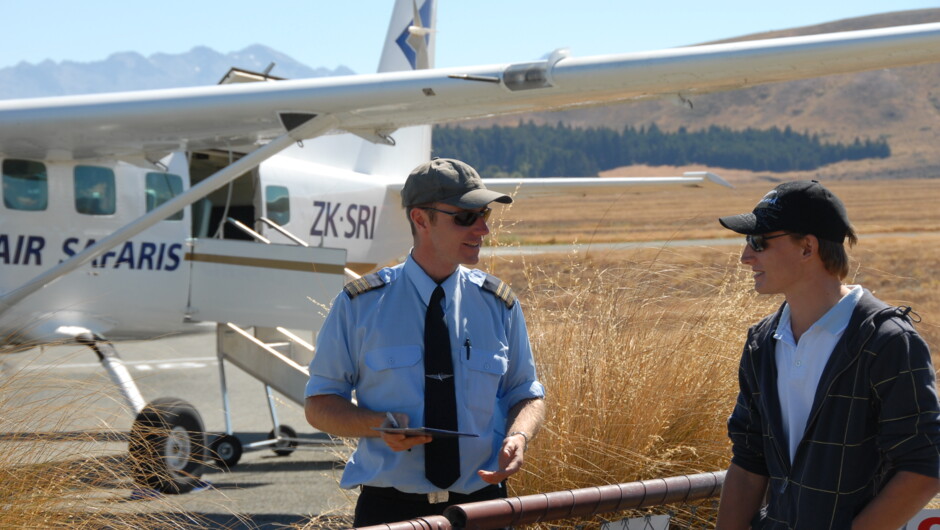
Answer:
[{"left": 1, "top": 330, "right": 355, "bottom": 529}]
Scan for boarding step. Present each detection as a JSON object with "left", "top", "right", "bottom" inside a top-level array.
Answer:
[{"left": 217, "top": 323, "right": 312, "bottom": 406}]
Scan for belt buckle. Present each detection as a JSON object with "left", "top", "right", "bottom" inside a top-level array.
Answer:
[{"left": 427, "top": 490, "right": 449, "bottom": 504}]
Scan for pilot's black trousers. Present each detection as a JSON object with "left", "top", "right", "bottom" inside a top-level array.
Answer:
[{"left": 353, "top": 482, "right": 506, "bottom": 527}]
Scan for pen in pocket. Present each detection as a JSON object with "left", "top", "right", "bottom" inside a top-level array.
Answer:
[{"left": 465, "top": 337, "right": 471, "bottom": 360}]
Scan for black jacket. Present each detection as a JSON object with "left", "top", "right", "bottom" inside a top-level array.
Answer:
[{"left": 728, "top": 289, "right": 940, "bottom": 529}]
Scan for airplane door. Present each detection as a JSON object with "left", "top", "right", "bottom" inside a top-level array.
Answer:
[{"left": 186, "top": 238, "right": 345, "bottom": 330}]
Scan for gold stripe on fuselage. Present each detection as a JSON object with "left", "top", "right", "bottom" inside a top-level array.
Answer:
[{"left": 184, "top": 253, "right": 345, "bottom": 275}]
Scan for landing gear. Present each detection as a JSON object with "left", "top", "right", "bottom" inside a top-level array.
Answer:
[
  {"left": 77, "top": 334, "right": 208, "bottom": 494},
  {"left": 267, "top": 424, "right": 298, "bottom": 457},
  {"left": 210, "top": 433, "right": 243, "bottom": 469},
  {"left": 128, "top": 398, "right": 208, "bottom": 494},
  {"left": 213, "top": 340, "right": 314, "bottom": 468}
]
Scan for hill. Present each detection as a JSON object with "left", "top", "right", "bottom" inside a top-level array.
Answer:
[{"left": 458, "top": 9, "right": 940, "bottom": 181}]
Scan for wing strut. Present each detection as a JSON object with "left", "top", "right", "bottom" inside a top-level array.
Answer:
[{"left": 0, "top": 114, "right": 336, "bottom": 316}]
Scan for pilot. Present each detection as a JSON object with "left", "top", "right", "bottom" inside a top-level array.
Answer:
[
  {"left": 714, "top": 180, "right": 940, "bottom": 529},
  {"left": 304, "top": 158, "right": 546, "bottom": 526}
]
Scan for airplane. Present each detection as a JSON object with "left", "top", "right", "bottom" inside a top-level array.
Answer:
[{"left": 2, "top": 0, "right": 940, "bottom": 495}]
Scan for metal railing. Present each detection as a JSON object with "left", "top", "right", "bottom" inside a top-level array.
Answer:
[
  {"left": 357, "top": 470, "right": 725, "bottom": 529},
  {"left": 255, "top": 216, "right": 361, "bottom": 280}
]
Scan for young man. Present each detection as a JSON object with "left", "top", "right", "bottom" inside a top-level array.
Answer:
[
  {"left": 715, "top": 180, "right": 940, "bottom": 529},
  {"left": 305, "top": 158, "right": 546, "bottom": 526}
]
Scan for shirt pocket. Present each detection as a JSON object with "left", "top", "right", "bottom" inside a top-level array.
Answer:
[
  {"left": 460, "top": 349, "right": 509, "bottom": 416},
  {"left": 360, "top": 345, "right": 424, "bottom": 411}
]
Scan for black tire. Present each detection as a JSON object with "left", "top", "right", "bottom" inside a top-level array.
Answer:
[
  {"left": 128, "top": 398, "right": 207, "bottom": 494},
  {"left": 267, "top": 424, "right": 298, "bottom": 457},
  {"left": 210, "top": 433, "right": 243, "bottom": 469}
]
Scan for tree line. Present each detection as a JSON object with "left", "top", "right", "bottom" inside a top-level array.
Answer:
[{"left": 432, "top": 121, "right": 890, "bottom": 178}]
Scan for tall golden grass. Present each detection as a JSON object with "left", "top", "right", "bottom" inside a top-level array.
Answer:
[
  {"left": 477, "top": 245, "right": 771, "bottom": 526},
  {"left": 309, "top": 179, "right": 940, "bottom": 527},
  {"left": 479, "top": 191, "right": 940, "bottom": 526},
  {"left": 3, "top": 178, "right": 937, "bottom": 528},
  {"left": 0, "top": 352, "right": 209, "bottom": 528}
]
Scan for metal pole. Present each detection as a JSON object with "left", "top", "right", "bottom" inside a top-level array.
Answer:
[
  {"left": 357, "top": 516, "right": 451, "bottom": 530},
  {"left": 216, "top": 324, "right": 234, "bottom": 436},
  {"left": 354, "top": 470, "right": 726, "bottom": 530},
  {"left": 447, "top": 471, "right": 726, "bottom": 529}
]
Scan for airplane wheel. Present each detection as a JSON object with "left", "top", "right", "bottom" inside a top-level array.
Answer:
[
  {"left": 267, "top": 424, "right": 298, "bottom": 457},
  {"left": 129, "top": 398, "right": 207, "bottom": 494},
  {"left": 210, "top": 434, "right": 243, "bottom": 470}
]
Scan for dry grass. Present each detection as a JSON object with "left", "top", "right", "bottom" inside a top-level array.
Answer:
[
  {"left": 2, "top": 178, "right": 937, "bottom": 528},
  {"left": 476, "top": 177, "right": 940, "bottom": 526},
  {"left": 475, "top": 233, "right": 940, "bottom": 526},
  {"left": 497, "top": 177, "right": 940, "bottom": 244},
  {"left": 477, "top": 247, "right": 766, "bottom": 526},
  {"left": 850, "top": 234, "right": 940, "bottom": 355},
  {"left": 0, "top": 354, "right": 214, "bottom": 529}
]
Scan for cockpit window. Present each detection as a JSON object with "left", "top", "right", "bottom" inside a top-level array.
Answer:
[
  {"left": 74, "top": 165, "right": 116, "bottom": 215},
  {"left": 145, "top": 172, "right": 183, "bottom": 221},
  {"left": 265, "top": 185, "right": 290, "bottom": 226},
  {"left": 2, "top": 159, "right": 48, "bottom": 211}
]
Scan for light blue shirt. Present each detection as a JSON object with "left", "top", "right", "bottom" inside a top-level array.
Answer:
[
  {"left": 774, "top": 285, "right": 862, "bottom": 463},
  {"left": 306, "top": 254, "right": 545, "bottom": 493}
]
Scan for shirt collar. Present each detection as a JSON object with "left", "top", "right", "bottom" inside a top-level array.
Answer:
[
  {"left": 775, "top": 284, "right": 863, "bottom": 343},
  {"left": 814, "top": 284, "right": 863, "bottom": 336},
  {"left": 774, "top": 306, "right": 793, "bottom": 345},
  {"left": 403, "top": 252, "right": 461, "bottom": 306}
]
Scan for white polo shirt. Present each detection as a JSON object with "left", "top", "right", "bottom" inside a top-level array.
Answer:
[{"left": 774, "top": 284, "right": 863, "bottom": 463}]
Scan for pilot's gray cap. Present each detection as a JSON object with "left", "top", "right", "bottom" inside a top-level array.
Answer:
[{"left": 401, "top": 158, "right": 512, "bottom": 209}]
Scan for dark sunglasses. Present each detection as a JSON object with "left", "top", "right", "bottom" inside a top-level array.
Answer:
[
  {"left": 421, "top": 206, "right": 491, "bottom": 227},
  {"left": 746, "top": 232, "right": 792, "bottom": 252}
]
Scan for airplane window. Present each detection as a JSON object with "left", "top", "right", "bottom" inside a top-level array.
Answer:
[
  {"left": 2, "top": 159, "right": 48, "bottom": 211},
  {"left": 74, "top": 165, "right": 116, "bottom": 215},
  {"left": 265, "top": 185, "right": 290, "bottom": 226},
  {"left": 145, "top": 172, "right": 184, "bottom": 221}
]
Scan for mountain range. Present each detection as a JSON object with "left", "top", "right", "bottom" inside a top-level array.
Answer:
[
  {"left": 0, "top": 44, "right": 352, "bottom": 99},
  {"left": 2, "top": 10, "right": 939, "bottom": 181}
]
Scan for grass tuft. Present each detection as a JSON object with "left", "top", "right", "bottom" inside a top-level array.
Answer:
[{"left": 0, "top": 348, "right": 213, "bottom": 528}]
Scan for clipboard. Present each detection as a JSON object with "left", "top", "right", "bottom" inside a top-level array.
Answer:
[{"left": 372, "top": 426, "right": 479, "bottom": 438}]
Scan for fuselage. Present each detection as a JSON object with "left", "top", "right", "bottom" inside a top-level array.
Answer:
[{"left": 0, "top": 149, "right": 414, "bottom": 346}]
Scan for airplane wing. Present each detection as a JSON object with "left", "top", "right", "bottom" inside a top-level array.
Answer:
[
  {"left": 386, "top": 171, "right": 732, "bottom": 199},
  {"left": 2, "top": 22, "right": 940, "bottom": 161},
  {"left": 482, "top": 172, "right": 732, "bottom": 198}
]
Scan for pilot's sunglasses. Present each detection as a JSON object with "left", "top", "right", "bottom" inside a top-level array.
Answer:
[
  {"left": 746, "top": 232, "right": 792, "bottom": 252},
  {"left": 421, "top": 206, "right": 492, "bottom": 227}
]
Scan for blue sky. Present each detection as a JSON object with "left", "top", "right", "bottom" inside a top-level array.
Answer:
[{"left": 2, "top": 1, "right": 937, "bottom": 73}]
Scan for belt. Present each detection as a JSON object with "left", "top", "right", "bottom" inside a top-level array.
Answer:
[{"left": 361, "top": 484, "right": 504, "bottom": 505}]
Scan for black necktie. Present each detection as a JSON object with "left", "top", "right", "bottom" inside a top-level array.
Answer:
[{"left": 424, "top": 285, "right": 460, "bottom": 489}]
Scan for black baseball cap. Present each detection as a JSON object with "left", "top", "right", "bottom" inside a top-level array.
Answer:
[
  {"left": 401, "top": 158, "right": 512, "bottom": 209},
  {"left": 718, "top": 180, "right": 851, "bottom": 243}
]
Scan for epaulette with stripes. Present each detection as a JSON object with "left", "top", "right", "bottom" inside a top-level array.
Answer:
[
  {"left": 481, "top": 273, "right": 516, "bottom": 309},
  {"left": 343, "top": 273, "right": 387, "bottom": 299}
]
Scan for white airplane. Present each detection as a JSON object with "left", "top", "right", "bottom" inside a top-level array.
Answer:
[{"left": 2, "top": 0, "right": 940, "bottom": 494}]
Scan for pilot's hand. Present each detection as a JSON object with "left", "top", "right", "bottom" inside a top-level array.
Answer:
[
  {"left": 477, "top": 433, "right": 525, "bottom": 484},
  {"left": 379, "top": 411, "right": 431, "bottom": 452}
]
